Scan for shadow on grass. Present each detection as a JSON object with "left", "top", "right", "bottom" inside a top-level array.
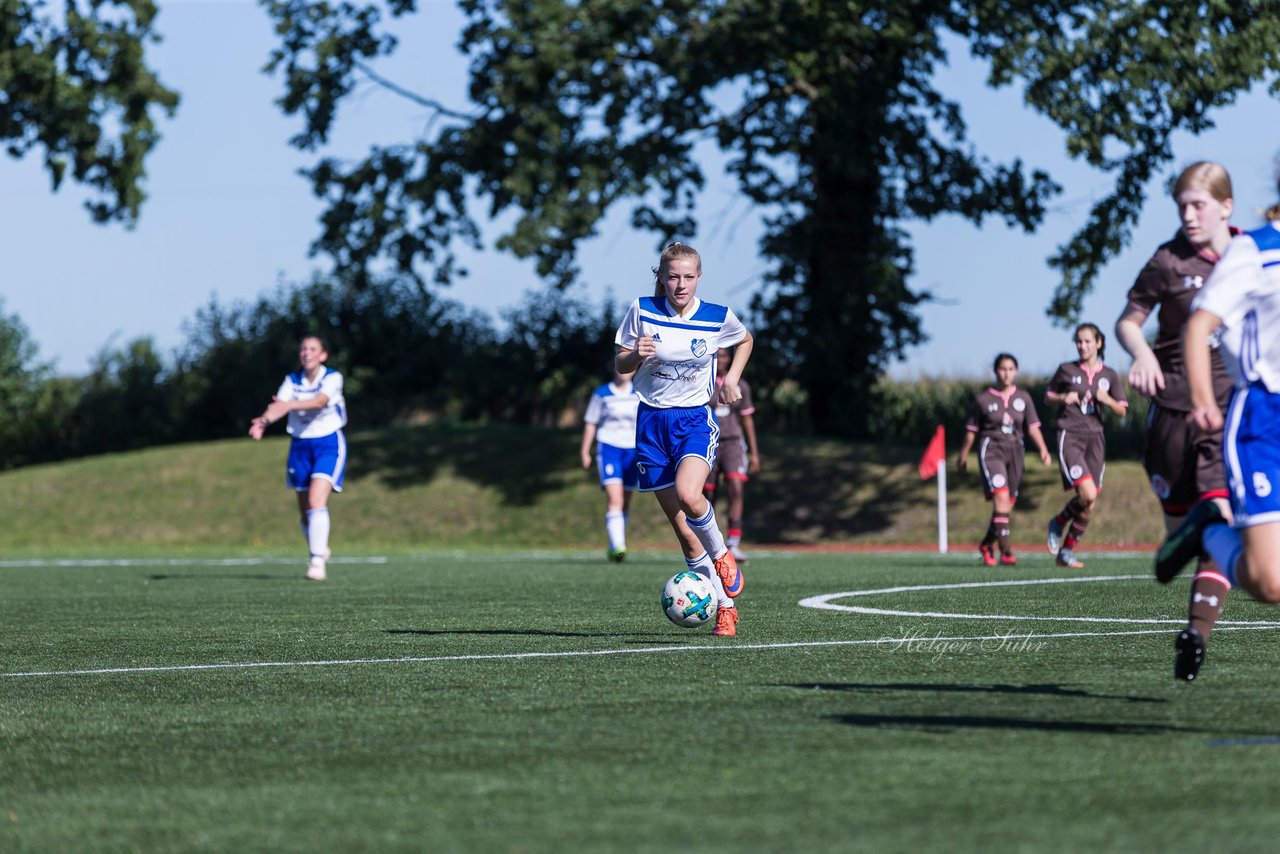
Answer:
[
  {"left": 828, "top": 713, "right": 1213, "bottom": 736},
  {"left": 346, "top": 424, "right": 576, "bottom": 506},
  {"left": 385, "top": 629, "right": 672, "bottom": 639},
  {"left": 146, "top": 573, "right": 283, "bottom": 581},
  {"left": 778, "top": 682, "right": 1165, "bottom": 704}
]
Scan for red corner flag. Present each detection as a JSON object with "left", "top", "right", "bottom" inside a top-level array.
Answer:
[{"left": 918, "top": 425, "right": 946, "bottom": 480}]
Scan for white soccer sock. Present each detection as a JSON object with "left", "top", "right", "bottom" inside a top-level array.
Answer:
[
  {"left": 686, "top": 552, "right": 730, "bottom": 608},
  {"left": 605, "top": 511, "right": 627, "bottom": 551},
  {"left": 306, "top": 507, "right": 330, "bottom": 560},
  {"left": 686, "top": 503, "right": 727, "bottom": 559}
]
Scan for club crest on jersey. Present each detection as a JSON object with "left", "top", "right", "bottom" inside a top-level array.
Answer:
[
  {"left": 1012, "top": 398, "right": 1026, "bottom": 412},
  {"left": 690, "top": 338, "right": 707, "bottom": 358}
]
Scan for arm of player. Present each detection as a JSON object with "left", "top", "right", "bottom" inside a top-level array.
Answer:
[
  {"left": 580, "top": 422, "right": 597, "bottom": 469},
  {"left": 718, "top": 331, "right": 754, "bottom": 405},
  {"left": 615, "top": 338, "right": 654, "bottom": 374},
  {"left": 955, "top": 430, "right": 975, "bottom": 473},
  {"left": 1116, "top": 308, "right": 1164, "bottom": 397},
  {"left": 1027, "top": 424, "right": 1053, "bottom": 466},
  {"left": 1184, "top": 308, "right": 1226, "bottom": 431},
  {"left": 741, "top": 411, "right": 760, "bottom": 474}
]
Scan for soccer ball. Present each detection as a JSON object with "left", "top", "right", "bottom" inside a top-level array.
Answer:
[{"left": 661, "top": 570, "right": 717, "bottom": 628}]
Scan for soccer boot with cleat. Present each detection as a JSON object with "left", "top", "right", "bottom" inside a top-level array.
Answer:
[
  {"left": 607, "top": 548, "right": 627, "bottom": 563},
  {"left": 712, "top": 606, "right": 739, "bottom": 637},
  {"left": 1056, "top": 548, "right": 1084, "bottom": 569},
  {"left": 1174, "top": 626, "right": 1206, "bottom": 682},
  {"left": 1046, "top": 518, "right": 1064, "bottom": 555},
  {"left": 999, "top": 552, "right": 1018, "bottom": 566},
  {"left": 1155, "top": 499, "right": 1226, "bottom": 584},
  {"left": 980, "top": 544, "right": 997, "bottom": 567},
  {"left": 714, "top": 549, "right": 744, "bottom": 598},
  {"left": 305, "top": 556, "right": 327, "bottom": 581}
]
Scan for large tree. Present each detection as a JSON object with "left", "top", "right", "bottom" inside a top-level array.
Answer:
[
  {"left": 261, "top": 0, "right": 1280, "bottom": 434},
  {"left": 1, "top": 0, "right": 178, "bottom": 223}
]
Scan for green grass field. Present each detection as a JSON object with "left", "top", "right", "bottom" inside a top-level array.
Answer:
[{"left": 6, "top": 550, "right": 1280, "bottom": 853}]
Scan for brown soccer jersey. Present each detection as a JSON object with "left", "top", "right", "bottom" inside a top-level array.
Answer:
[
  {"left": 1047, "top": 361, "right": 1128, "bottom": 434},
  {"left": 964, "top": 387, "right": 1041, "bottom": 445},
  {"left": 1126, "top": 230, "right": 1234, "bottom": 410}
]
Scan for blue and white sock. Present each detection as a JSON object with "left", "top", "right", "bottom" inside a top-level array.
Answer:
[
  {"left": 686, "top": 552, "right": 730, "bottom": 608},
  {"left": 306, "top": 507, "right": 330, "bottom": 561},
  {"left": 1203, "top": 523, "right": 1243, "bottom": 586},
  {"left": 686, "top": 503, "right": 728, "bottom": 560}
]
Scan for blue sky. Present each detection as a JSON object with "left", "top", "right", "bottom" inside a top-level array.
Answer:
[{"left": 4, "top": 0, "right": 1279, "bottom": 381}]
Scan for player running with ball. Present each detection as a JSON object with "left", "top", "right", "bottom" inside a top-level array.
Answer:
[{"left": 615, "top": 242, "right": 752, "bottom": 637}]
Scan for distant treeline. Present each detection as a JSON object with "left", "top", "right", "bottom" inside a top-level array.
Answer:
[{"left": 0, "top": 280, "right": 1148, "bottom": 470}]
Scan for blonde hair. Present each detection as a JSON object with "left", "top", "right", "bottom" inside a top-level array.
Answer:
[
  {"left": 652, "top": 242, "right": 702, "bottom": 298},
  {"left": 1172, "top": 161, "right": 1233, "bottom": 204}
]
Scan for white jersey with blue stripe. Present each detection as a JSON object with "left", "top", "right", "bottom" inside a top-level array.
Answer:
[
  {"left": 615, "top": 296, "right": 748, "bottom": 409},
  {"left": 276, "top": 367, "right": 347, "bottom": 438},
  {"left": 1193, "top": 222, "right": 1280, "bottom": 392},
  {"left": 584, "top": 381, "right": 640, "bottom": 449}
]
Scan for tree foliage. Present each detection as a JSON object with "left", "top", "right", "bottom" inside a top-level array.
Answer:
[
  {"left": 261, "top": 1, "right": 1280, "bottom": 433},
  {"left": 1, "top": 0, "right": 179, "bottom": 223}
]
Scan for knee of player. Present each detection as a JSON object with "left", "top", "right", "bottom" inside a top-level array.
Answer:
[{"left": 1241, "top": 559, "right": 1280, "bottom": 604}]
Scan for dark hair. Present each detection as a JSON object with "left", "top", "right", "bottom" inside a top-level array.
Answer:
[
  {"left": 993, "top": 353, "right": 1018, "bottom": 372},
  {"left": 1074, "top": 322, "right": 1105, "bottom": 360},
  {"left": 651, "top": 242, "right": 703, "bottom": 298},
  {"left": 301, "top": 335, "right": 330, "bottom": 352}
]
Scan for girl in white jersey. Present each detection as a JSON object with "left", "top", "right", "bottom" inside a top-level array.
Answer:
[
  {"left": 580, "top": 368, "right": 641, "bottom": 562},
  {"left": 249, "top": 335, "right": 348, "bottom": 581},
  {"left": 1156, "top": 183, "right": 1280, "bottom": 679},
  {"left": 615, "top": 243, "right": 754, "bottom": 637}
]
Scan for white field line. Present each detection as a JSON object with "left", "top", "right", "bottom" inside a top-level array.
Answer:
[
  {"left": 9, "top": 573, "right": 1280, "bottom": 680},
  {"left": 8, "top": 625, "right": 1280, "bottom": 680},
  {"left": 798, "top": 575, "right": 1280, "bottom": 627},
  {"left": 0, "top": 557, "right": 389, "bottom": 568}
]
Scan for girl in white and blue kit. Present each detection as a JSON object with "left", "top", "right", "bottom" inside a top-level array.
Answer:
[
  {"left": 614, "top": 243, "right": 754, "bottom": 636},
  {"left": 249, "top": 335, "right": 347, "bottom": 582},
  {"left": 580, "top": 368, "right": 641, "bottom": 562},
  {"left": 1157, "top": 180, "right": 1280, "bottom": 676}
]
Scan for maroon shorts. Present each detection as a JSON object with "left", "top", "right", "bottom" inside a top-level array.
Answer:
[
  {"left": 1144, "top": 403, "right": 1228, "bottom": 515},
  {"left": 976, "top": 436, "right": 1024, "bottom": 499},
  {"left": 705, "top": 436, "right": 749, "bottom": 487},
  {"left": 1055, "top": 428, "right": 1106, "bottom": 490}
]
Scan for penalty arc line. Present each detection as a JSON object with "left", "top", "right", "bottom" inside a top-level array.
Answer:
[{"left": 7, "top": 625, "right": 1280, "bottom": 679}]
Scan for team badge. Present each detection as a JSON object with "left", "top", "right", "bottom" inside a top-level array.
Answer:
[
  {"left": 1012, "top": 398, "right": 1026, "bottom": 412},
  {"left": 991, "top": 474, "right": 1006, "bottom": 488},
  {"left": 1069, "top": 465, "right": 1084, "bottom": 481},
  {"left": 690, "top": 338, "right": 707, "bottom": 358},
  {"left": 1150, "top": 474, "right": 1171, "bottom": 499},
  {"left": 1099, "top": 378, "right": 1110, "bottom": 393}
]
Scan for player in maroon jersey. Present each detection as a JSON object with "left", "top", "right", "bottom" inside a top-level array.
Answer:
[
  {"left": 1044, "top": 323, "right": 1129, "bottom": 569},
  {"left": 1114, "top": 161, "right": 1237, "bottom": 681},
  {"left": 956, "top": 353, "right": 1053, "bottom": 566},
  {"left": 703, "top": 347, "right": 760, "bottom": 563}
]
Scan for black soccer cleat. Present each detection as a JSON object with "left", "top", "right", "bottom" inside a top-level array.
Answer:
[
  {"left": 1154, "top": 499, "right": 1226, "bottom": 584},
  {"left": 1174, "top": 626, "right": 1206, "bottom": 682}
]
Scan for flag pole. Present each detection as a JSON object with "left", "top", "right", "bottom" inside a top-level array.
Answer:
[{"left": 937, "top": 462, "right": 948, "bottom": 554}]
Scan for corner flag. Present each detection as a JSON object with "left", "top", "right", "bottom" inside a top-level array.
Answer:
[
  {"left": 917, "top": 426, "right": 948, "bottom": 553},
  {"left": 918, "top": 425, "right": 946, "bottom": 480}
]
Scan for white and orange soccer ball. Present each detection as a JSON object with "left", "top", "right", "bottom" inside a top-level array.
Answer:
[{"left": 661, "top": 570, "right": 717, "bottom": 628}]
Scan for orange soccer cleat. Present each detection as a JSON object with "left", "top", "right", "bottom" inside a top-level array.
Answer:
[
  {"left": 714, "top": 550, "right": 744, "bottom": 598},
  {"left": 712, "top": 607, "right": 739, "bottom": 637}
]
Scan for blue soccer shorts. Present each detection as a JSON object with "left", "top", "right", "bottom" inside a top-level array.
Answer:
[
  {"left": 1225, "top": 385, "right": 1280, "bottom": 527},
  {"left": 634, "top": 404, "right": 718, "bottom": 492},
  {"left": 286, "top": 431, "right": 347, "bottom": 492},
  {"left": 596, "top": 442, "right": 639, "bottom": 490}
]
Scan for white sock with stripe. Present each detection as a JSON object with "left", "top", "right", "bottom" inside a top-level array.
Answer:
[
  {"left": 686, "top": 552, "right": 731, "bottom": 608},
  {"left": 686, "top": 503, "right": 727, "bottom": 560}
]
